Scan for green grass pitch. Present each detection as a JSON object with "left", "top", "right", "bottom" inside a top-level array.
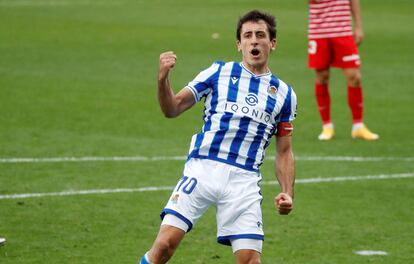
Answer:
[{"left": 1, "top": 0, "right": 413, "bottom": 263}]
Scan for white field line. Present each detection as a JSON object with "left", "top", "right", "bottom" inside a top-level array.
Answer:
[
  {"left": 0, "top": 186, "right": 174, "bottom": 200},
  {"left": 354, "top": 250, "right": 388, "bottom": 256},
  {"left": 1, "top": 173, "right": 413, "bottom": 200},
  {"left": 1, "top": 155, "right": 413, "bottom": 164},
  {"left": 0, "top": 156, "right": 188, "bottom": 163}
]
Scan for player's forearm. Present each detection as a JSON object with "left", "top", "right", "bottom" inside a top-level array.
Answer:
[
  {"left": 157, "top": 75, "right": 180, "bottom": 118},
  {"left": 158, "top": 51, "right": 181, "bottom": 118},
  {"left": 350, "top": 0, "right": 362, "bottom": 29},
  {"left": 275, "top": 150, "right": 295, "bottom": 198}
]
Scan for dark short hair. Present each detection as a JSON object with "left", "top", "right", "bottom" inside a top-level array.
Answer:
[{"left": 236, "top": 10, "right": 277, "bottom": 41}]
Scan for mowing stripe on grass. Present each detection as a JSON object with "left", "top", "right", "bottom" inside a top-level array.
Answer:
[
  {"left": 1, "top": 155, "right": 413, "bottom": 163},
  {"left": 0, "top": 0, "right": 120, "bottom": 7},
  {"left": 0, "top": 173, "right": 413, "bottom": 200}
]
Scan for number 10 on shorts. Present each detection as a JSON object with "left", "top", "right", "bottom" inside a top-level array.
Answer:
[{"left": 176, "top": 176, "right": 198, "bottom": 194}]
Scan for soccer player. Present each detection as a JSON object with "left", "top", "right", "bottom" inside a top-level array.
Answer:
[
  {"left": 139, "top": 10, "right": 297, "bottom": 264},
  {"left": 308, "top": 0, "right": 379, "bottom": 140}
]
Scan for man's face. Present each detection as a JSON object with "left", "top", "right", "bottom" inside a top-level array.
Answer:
[{"left": 237, "top": 20, "right": 276, "bottom": 72}]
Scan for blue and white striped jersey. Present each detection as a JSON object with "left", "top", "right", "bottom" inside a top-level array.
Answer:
[{"left": 186, "top": 61, "right": 297, "bottom": 172}]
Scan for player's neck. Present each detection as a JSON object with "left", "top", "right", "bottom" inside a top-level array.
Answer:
[{"left": 241, "top": 62, "right": 270, "bottom": 76}]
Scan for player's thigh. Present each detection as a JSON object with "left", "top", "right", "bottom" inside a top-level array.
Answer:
[
  {"left": 331, "top": 36, "right": 361, "bottom": 68},
  {"left": 216, "top": 169, "right": 264, "bottom": 245},
  {"left": 151, "top": 224, "right": 186, "bottom": 253},
  {"left": 315, "top": 68, "right": 330, "bottom": 84},
  {"left": 342, "top": 67, "right": 361, "bottom": 87},
  {"left": 162, "top": 159, "right": 224, "bottom": 230},
  {"left": 162, "top": 177, "right": 210, "bottom": 231},
  {"left": 234, "top": 248, "right": 261, "bottom": 264},
  {"left": 232, "top": 238, "right": 263, "bottom": 254},
  {"left": 308, "top": 38, "right": 331, "bottom": 69}
]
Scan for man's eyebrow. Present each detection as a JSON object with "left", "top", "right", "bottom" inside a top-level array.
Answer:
[
  {"left": 243, "top": 29, "right": 266, "bottom": 35},
  {"left": 245, "top": 29, "right": 266, "bottom": 32}
]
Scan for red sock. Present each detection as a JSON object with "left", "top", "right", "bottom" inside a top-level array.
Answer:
[
  {"left": 347, "top": 86, "right": 363, "bottom": 124},
  {"left": 315, "top": 83, "right": 331, "bottom": 124}
]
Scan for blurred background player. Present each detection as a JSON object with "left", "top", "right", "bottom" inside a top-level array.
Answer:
[
  {"left": 139, "top": 10, "right": 296, "bottom": 264},
  {"left": 308, "top": 0, "right": 379, "bottom": 140}
]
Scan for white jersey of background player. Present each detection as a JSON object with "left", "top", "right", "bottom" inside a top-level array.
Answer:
[{"left": 140, "top": 10, "right": 297, "bottom": 264}]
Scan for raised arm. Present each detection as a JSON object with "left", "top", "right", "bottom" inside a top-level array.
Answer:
[
  {"left": 350, "top": 0, "right": 364, "bottom": 45},
  {"left": 274, "top": 134, "right": 295, "bottom": 215},
  {"left": 158, "top": 51, "right": 196, "bottom": 118}
]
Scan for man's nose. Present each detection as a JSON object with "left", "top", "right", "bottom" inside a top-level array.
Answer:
[{"left": 251, "top": 35, "right": 259, "bottom": 44}]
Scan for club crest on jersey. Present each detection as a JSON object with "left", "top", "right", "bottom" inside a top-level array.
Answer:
[
  {"left": 267, "top": 85, "right": 277, "bottom": 98},
  {"left": 245, "top": 93, "right": 259, "bottom": 106},
  {"left": 170, "top": 193, "right": 180, "bottom": 204}
]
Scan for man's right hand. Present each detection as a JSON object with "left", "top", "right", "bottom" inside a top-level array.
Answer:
[{"left": 159, "top": 51, "right": 177, "bottom": 79}]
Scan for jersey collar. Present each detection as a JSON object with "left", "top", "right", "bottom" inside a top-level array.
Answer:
[{"left": 240, "top": 62, "right": 272, "bottom": 78}]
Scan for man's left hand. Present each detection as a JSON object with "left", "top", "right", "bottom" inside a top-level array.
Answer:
[{"left": 275, "top": 192, "right": 293, "bottom": 215}]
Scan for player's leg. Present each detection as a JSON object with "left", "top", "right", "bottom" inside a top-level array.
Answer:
[
  {"left": 315, "top": 68, "right": 332, "bottom": 123},
  {"left": 332, "top": 36, "right": 379, "bottom": 140},
  {"left": 216, "top": 166, "right": 264, "bottom": 264},
  {"left": 140, "top": 158, "right": 219, "bottom": 263},
  {"left": 140, "top": 222, "right": 186, "bottom": 264},
  {"left": 343, "top": 68, "right": 379, "bottom": 140},
  {"left": 233, "top": 240, "right": 262, "bottom": 264},
  {"left": 315, "top": 68, "right": 335, "bottom": 140},
  {"left": 308, "top": 38, "right": 334, "bottom": 140},
  {"left": 343, "top": 67, "right": 363, "bottom": 124}
]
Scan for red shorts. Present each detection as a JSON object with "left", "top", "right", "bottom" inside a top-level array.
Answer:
[{"left": 308, "top": 36, "right": 360, "bottom": 69}]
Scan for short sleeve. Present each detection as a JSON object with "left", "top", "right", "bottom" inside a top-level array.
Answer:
[
  {"left": 185, "top": 61, "right": 223, "bottom": 102},
  {"left": 279, "top": 85, "right": 297, "bottom": 123}
]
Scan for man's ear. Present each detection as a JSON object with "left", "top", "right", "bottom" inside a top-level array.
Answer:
[
  {"left": 236, "top": 40, "right": 241, "bottom": 52},
  {"left": 271, "top": 39, "right": 277, "bottom": 51}
]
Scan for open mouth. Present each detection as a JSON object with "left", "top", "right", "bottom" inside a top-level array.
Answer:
[{"left": 251, "top": 48, "right": 260, "bottom": 56}]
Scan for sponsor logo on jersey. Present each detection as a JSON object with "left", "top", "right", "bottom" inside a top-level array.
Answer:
[
  {"left": 245, "top": 93, "right": 259, "bottom": 106},
  {"left": 342, "top": 54, "right": 360, "bottom": 62},
  {"left": 231, "top": 76, "right": 239, "bottom": 85},
  {"left": 224, "top": 101, "right": 272, "bottom": 124}
]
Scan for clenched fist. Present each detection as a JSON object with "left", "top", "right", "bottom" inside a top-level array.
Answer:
[
  {"left": 275, "top": 192, "right": 293, "bottom": 215},
  {"left": 159, "top": 51, "right": 177, "bottom": 79}
]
